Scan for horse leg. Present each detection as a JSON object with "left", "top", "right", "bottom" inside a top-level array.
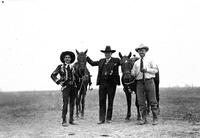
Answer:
[
  {"left": 155, "top": 82, "right": 160, "bottom": 115},
  {"left": 124, "top": 88, "right": 131, "bottom": 120},
  {"left": 135, "top": 94, "right": 141, "bottom": 120},
  {"left": 81, "top": 86, "right": 87, "bottom": 119},
  {"left": 78, "top": 90, "right": 82, "bottom": 113},
  {"left": 74, "top": 88, "right": 79, "bottom": 118},
  {"left": 81, "top": 93, "right": 85, "bottom": 118},
  {"left": 78, "top": 87, "right": 84, "bottom": 119},
  {"left": 75, "top": 92, "right": 79, "bottom": 118}
]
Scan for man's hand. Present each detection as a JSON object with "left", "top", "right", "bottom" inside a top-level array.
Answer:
[
  {"left": 141, "top": 68, "right": 147, "bottom": 73},
  {"left": 68, "top": 81, "right": 73, "bottom": 85},
  {"left": 60, "top": 81, "right": 65, "bottom": 86}
]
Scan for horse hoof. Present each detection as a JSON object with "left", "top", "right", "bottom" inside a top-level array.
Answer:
[
  {"left": 137, "top": 117, "right": 142, "bottom": 121},
  {"left": 157, "top": 109, "right": 160, "bottom": 115},
  {"left": 125, "top": 117, "right": 130, "bottom": 121}
]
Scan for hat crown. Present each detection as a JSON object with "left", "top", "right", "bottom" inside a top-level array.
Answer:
[
  {"left": 139, "top": 44, "right": 145, "bottom": 48},
  {"left": 135, "top": 44, "right": 149, "bottom": 52},
  {"left": 101, "top": 45, "right": 116, "bottom": 53},
  {"left": 105, "top": 46, "right": 111, "bottom": 51}
]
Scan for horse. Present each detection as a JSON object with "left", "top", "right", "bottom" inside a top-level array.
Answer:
[
  {"left": 119, "top": 52, "right": 141, "bottom": 120},
  {"left": 74, "top": 49, "right": 92, "bottom": 118}
]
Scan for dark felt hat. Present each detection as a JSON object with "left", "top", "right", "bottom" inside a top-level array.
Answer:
[
  {"left": 101, "top": 46, "right": 116, "bottom": 53},
  {"left": 60, "top": 51, "right": 75, "bottom": 63}
]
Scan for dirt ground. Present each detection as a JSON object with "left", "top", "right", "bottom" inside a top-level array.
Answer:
[{"left": 0, "top": 88, "right": 200, "bottom": 138}]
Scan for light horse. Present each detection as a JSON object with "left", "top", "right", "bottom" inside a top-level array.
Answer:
[
  {"left": 119, "top": 52, "right": 141, "bottom": 120},
  {"left": 74, "top": 49, "right": 91, "bottom": 118}
]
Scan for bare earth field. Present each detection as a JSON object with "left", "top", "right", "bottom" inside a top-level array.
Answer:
[{"left": 0, "top": 87, "right": 200, "bottom": 138}]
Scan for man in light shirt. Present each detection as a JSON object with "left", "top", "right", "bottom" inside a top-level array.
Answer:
[{"left": 131, "top": 44, "right": 159, "bottom": 125}]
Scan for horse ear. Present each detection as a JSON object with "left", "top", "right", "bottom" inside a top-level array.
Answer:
[
  {"left": 84, "top": 49, "right": 88, "bottom": 54},
  {"left": 128, "top": 52, "right": 132, "bottom": 58},
  {"left": 76, "top": 49, "right": 79, "bottom": 55},
  {"left": 119, "top": 52, "right": 123, "bottom": 59}
]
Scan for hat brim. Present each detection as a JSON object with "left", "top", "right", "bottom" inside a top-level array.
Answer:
[
  {"left": 100, "top": 50, "right": 116, "bottom": 53},
  {"left": 135, "top": 47, "right": 149, "bottom": 52},
  {"left": 60, "top": 51, "right": 75, "bottom": 63}
]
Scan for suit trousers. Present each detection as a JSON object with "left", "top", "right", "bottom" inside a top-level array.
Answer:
[
  {"left": 62, "top": 85, "right": 75, "bottom": 122},
  {"left": 99, "top": 82, "right": 117, "bottom": 122},
  {"left": 136, "top": 79, "right": 158, "bottom": 119}
]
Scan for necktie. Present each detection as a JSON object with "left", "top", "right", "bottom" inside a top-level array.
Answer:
[
  {"left": 106, "top": 59, "right": 109, "bottom": 64},
  {"left": 67, "top": 65, "right": 70, "bottom": 72},
  {"left": 140, "top": 58, "right": 145, "bottom": 82},
  {"left": 67, "top": 65, "right": 72, "bottom": 80}
]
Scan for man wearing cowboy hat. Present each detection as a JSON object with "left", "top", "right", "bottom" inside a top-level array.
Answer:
[
  {"left": 87, "top": 46, "right": 120, "bottom": 124},
  {"left": 51, "top": 51, "right": 77, "bottom": 127},
  {"left": 131, "top": 44, "right": 159, "bottom": 125}
]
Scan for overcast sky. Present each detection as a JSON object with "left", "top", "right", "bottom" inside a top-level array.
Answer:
[{"left": 0, "top": 0, "right": 200, "bottom": 91}]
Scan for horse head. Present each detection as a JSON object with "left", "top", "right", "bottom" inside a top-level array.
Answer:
[
  {"left": 119, "top": 52, "right": 138, "bottom": 85},
  {"left": 75, "top": 49, "right": 88, "bottom": 77}
]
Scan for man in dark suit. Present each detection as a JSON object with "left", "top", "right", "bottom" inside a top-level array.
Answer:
[
  {"left": 87, "top": 46, "right": 120, "bottom": 124},
  {"left": 51, "top": 51, "right": 77, "bottom": 127}
]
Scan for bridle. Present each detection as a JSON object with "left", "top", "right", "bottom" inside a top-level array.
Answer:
[{"left": 120, "top": 57, "right": 135, "bottom": 93}]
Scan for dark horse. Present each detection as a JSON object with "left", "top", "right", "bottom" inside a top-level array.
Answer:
[
  {"left": 119, "top": 52, "right": 160, "bottom": 120},
  {"left": 74, "top": 49, "right": 91, "bottom": 118},
  {"left": 119, "top": 52, "right": 141, "bottom": 120}
]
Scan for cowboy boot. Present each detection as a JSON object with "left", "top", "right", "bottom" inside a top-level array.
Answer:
[
  {"left": 152, "top": 109, "right": 158, "bottom": 125},
  {"left": 146, "top": 105, "right": 150, "bottom": 116},
  {"left": 62, "top": 117, "right": 68, "bottom": 127},
  {"left": 137, "top": 110, "right": 147, "bottom": 125}
]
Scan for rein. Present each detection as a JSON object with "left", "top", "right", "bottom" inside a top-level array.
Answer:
[
  {"left": 124, "top": 79, "right": 135, "bottom": 85},
  {"left": 79, "top": 77, "right": 85, "bottom": 92},
  {"left": 122, "top": 71, "right": 135, "bottom": 85}
]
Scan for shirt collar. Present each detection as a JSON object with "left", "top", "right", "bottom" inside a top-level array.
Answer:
[
  {"left": 64, "top": 63, "right": 72, "bottom": 68},
  {"left": 140, "top": 56, "right": 146, "bottom": 60},
  {"left": 106, "top": 57, "right": 111, "bottom": 62}
]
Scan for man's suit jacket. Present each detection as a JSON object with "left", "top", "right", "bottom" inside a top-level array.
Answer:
[
  {"left": 87, "top": 57, "right": 120, "bottom": 86},
  {"left": 51, "top": 64, "right": 77, "bottom": 86}
]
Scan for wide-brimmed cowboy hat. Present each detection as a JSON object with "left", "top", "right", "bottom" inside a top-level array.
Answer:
[
  {"left": 101, "top": 46, "right": 116, "bottom": 53},
  {"left": 60, "top": 51, "right": 75, "bottom": 63},
  {"left": 135, "top": 44, "right": 149, "bottom": 52}
]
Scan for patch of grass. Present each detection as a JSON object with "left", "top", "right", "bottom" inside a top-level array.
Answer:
[
  {"left": 160, "top": 87, "right": 200, "bottom": 122},
  {"left": 0, "top": 91, "right": 61, "bottom": 120},
  {"left": 0, "top": 87, "right": 200, "bottom": 123}
]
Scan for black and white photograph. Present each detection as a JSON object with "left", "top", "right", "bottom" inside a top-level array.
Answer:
[{"left": 0, "top": 0, "right": 200, "bottom": 137}]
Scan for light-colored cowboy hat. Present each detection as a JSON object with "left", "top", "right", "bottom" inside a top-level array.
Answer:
[
  {"left": 135, "top": 44, "right": 149, "bottom": 52},
  {"left": 101, "top": 46, "right": 116, "bottom": 53},
  {"left": 60, "top": 51, "right": 76, "bottom": 63}
]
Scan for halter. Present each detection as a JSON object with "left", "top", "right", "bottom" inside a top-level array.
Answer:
[
  {"left": 122, "top": 72, "right": 136, "bottom": 85},
  {"left": 119, "top": 53, "right": 136, "bottom": 94},
  {"left": 76, "top": 50, "right": 90, "bottom": 92}
]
